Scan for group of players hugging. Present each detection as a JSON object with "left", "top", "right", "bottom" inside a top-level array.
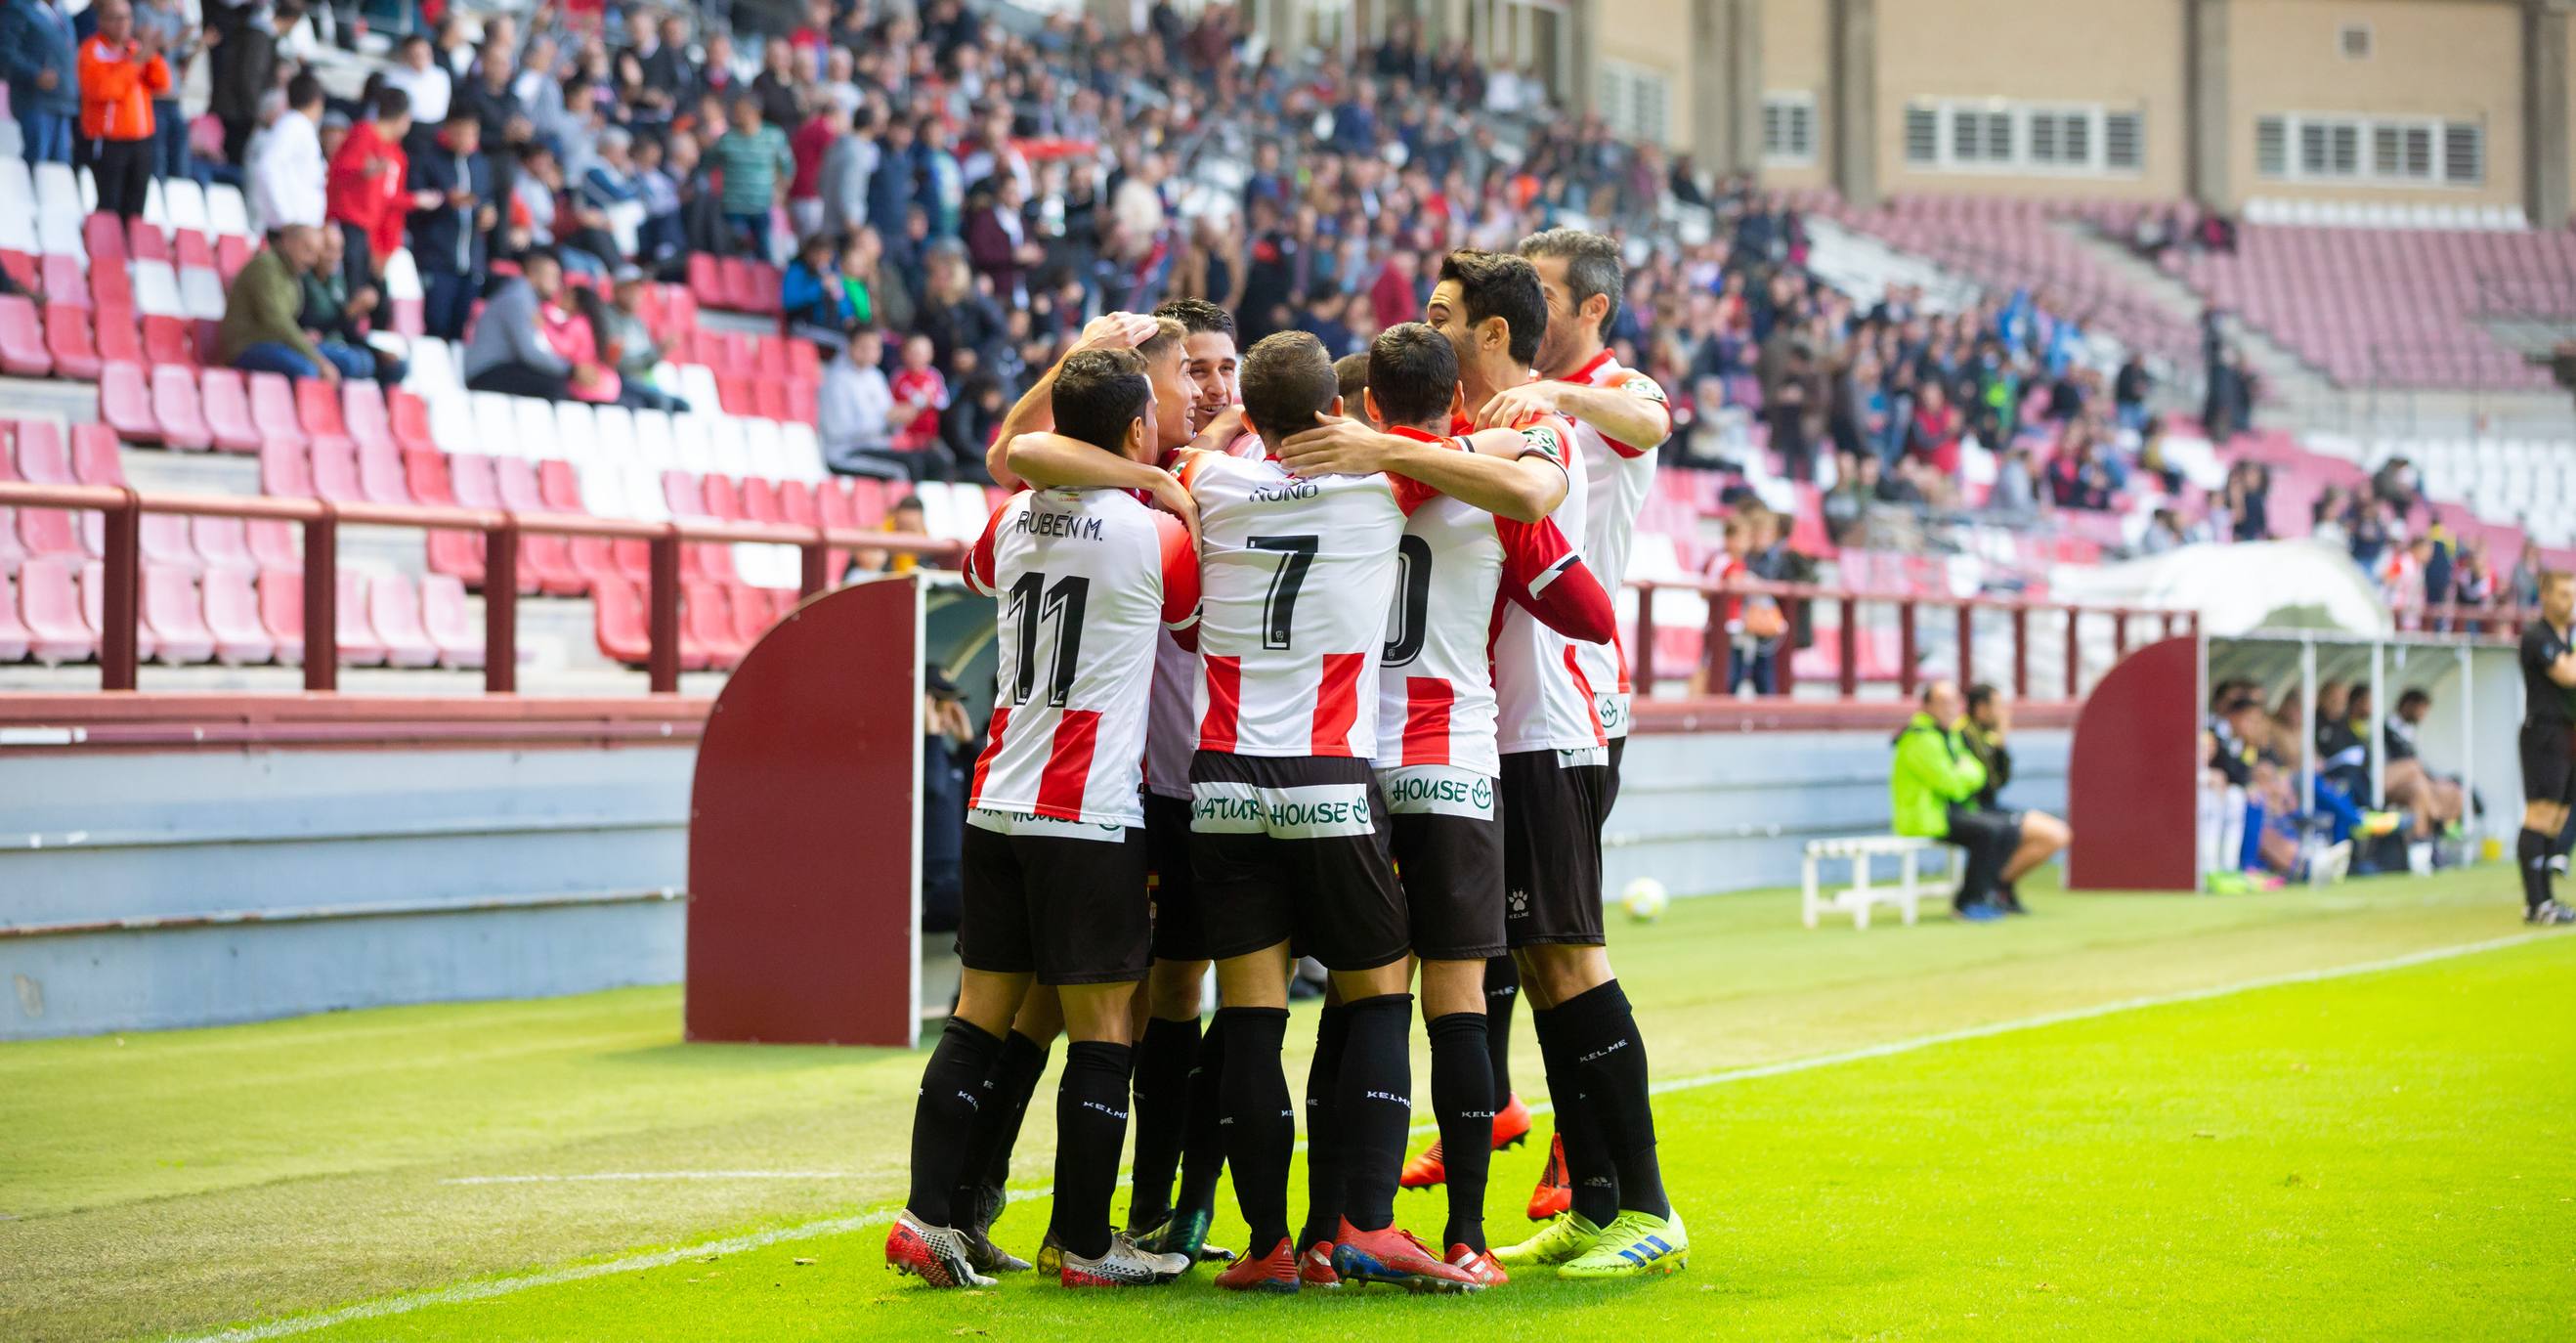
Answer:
[{"left": 886, "top": 228, "right": 1692, "bottom": 1294}]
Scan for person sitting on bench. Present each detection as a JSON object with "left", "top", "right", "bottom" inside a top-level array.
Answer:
[{"left": 1892, "top": 680, "right": 2019, "bottom": 922}]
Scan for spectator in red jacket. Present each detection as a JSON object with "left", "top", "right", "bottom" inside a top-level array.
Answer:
[
  {"left": 1369, "top": 247, "right": 1421, "bottom": 332},
  {"left": 77, "top": 0, "right": 172, "bottom": 222},
  {"left": 327, "top": 87, "right": 417, "bottom": 282}
]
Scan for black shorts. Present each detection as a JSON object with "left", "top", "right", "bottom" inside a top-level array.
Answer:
[
  {"left": 959, "top": 813, "right": 1151, "bottom": 985},
  {"left": 1187, "top": 751, "right": 1408, "bottom": 973},
  {"left": 1142, "top": 792, "right": 1208, "bottom": 962},
  {"left": 1499, "top": 748, "right": 1610, "bottom": 948},
  {"left": 2521, "top": 720, "right": 2576, "bottom": 806},
  {"left": 1604, "top": 734, "right": 1628, "bottom": 815},
  {"left": 1380, "top": 765, "right": 1507, "bottom": 962}
]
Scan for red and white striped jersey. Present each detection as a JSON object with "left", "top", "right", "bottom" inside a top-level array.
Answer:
[
  {"left": 1375, "top": 427, "right": 1614, "bottom": 778},
  {"left": 1492, "top": 412, "right": 1604, "bottom": 757},
  {"left": 1177, "top": 449, "right": 1436, "bottom": 759},
  {"left": 1144, "top": 434, "right": 1264, "bottom": 799},
  {"left": 965, "top": 487, "right": 1200, "bottom": 827},
  {"left": 1560, "top": 350, "right": 1671, "bottom": 741}
]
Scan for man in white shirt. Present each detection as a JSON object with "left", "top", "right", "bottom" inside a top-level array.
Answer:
[
  {"left": 820, "top": 328, "right": 903, "bottom": 480},
  {"left": 383, "top": 33, "right": 451, "bottom": 127},
  {"left": 246, "top": 71, "right": 326, "bottom": 235}
]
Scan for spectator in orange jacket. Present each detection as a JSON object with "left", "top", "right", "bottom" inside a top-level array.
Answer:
[
  {"left": 78, "top": 0, "right": 171, "bottom": 222},
  {"left": 327, "top": 87, "right": 417, "bottom": 282}
]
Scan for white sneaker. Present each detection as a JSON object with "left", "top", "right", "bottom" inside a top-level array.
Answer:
[{"left": 1058, "top": 1231, "right": 1190, "bottom": 1286}]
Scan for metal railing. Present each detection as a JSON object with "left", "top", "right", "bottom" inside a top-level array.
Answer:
[
  {"left": 0, "top": 480, "right": 963, "bottom": 695},
  {"left": 1632, "top": 575, "right": 2196, "bottom": 702}
]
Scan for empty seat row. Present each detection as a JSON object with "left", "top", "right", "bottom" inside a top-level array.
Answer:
[
  {"left": 682, "top": 253, "right": 784, "bottom": 317},
  {"left": 590, "top": 572, "right": 794, "bottom": 671},
  {"left": 0, "top": 556, "right": 478, "bottom": 670}
]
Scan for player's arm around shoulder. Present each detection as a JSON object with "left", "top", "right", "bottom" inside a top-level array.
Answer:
[
  {"left": 1152, "top": 507, "right": 1203, "bottom": 652},
  {"left": 1275, "top": 415, "right": 1566, "bottom": 522}
]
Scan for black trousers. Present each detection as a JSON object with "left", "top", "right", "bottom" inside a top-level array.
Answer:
[
  {"left": 93, "top": 138, "right": 156, "bottom": 222},
  {"left": 1945, "top": 804, "right": 2024, "bottom": 909}
]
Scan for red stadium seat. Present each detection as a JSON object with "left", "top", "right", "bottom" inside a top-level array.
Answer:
[
  {"left": 662, "top": 468, "right": 706, "bottom": 517},
  {"left": 43, "top": 254, "right": 89, "bottom": 309},
  {"left": 143, "top": 563, "right": 217, "bottom": 664},
  {"left": 139, "top": 511, "right": 196, "bottom": 568},
  {"left": 89, "top": 261, "right": 135, "bottom": 313},
  {"left": 367, "top": 570, "right": 440, "bottom": 668},
  {"left": 215, "top": 235, "right": 252, "bottom": 285},
  {"left": 753, "top": 378, "right": 791, "bottom": 422},
  {"left": 787, "top": 380, "right": 817, "bottom": 426},
  {"left": 777, "top": 480, "right": 818, "bottom": 527},
  {"left": 386, "top": 388, "right": 437, "bottom": 455},
  {"left": 846, "top": 477, "right": 889, "bottom": 528},
  {"left": 786, "top": 340, "right": 820, "bottom": 383},
  {"left": 591, "top": 573, "right": 707, "bottom": 669},
  {"left": 259, "top": 440, "right": 312, "bottom": 498},
  {"left": 14, "top": 419, "right": 73, "bottom": 483},
  {"left": 295, "top": 376, "right": 355, "bottom": 453},
  {"left": 0, "top": 250, "right": 37, "bottom": 295},
  {"left": 420, "top": 572, "right": 484, "bottom": 669},
  {"left": 446, "top": 453, "right": 501, "bottom": 509},
  {"left": 305, "top": 436, "right": 364, "bottom": 503},
  {"left": 256, "top": 566, "right": 305, "bottom": 665},
  {"left": 494, "top": 459, "right": 582, "bottom": 593},
  {"left": 150, "top": 364, "right": 212, "bottom": 451},
  {"left": 197, "top": 368, "right": 262, "bottom": 453},
  {"left": 737, "top": 476, "right": 783, "bottom": 523},
  {"left": 715, "top": 374, "right": 755, "bottom": 415},
  {"left": 87, "top": 212, "right": 132, "bottom": 263},
  {"left": 537, "top": 459, "right": 584, "bottom": 511},
  {"left": 247, "top": 371, "right": 306, "bottom": 451},
  {"left": 333, "top": 570, "right": 388, "bottom": 666},
  {"left": 425, "top": 526, "right": 485, "bottom": 587},
  {"left": 83, "top": 561, "right": 154, "bottom": 662},
  {"left": 0, "top": 295, "right": 52, "bottom": 376},
  {"left": 246, "top": 519, "right": 301, "bottom": 573},
  {"left": 168, "top": 227, "right": 208, "bottom": 270},
  {"left": 341, "top": 380, "right": 396, "bottom": 455},
  {"left": 686, "top": 253, "right": 724, "bottom": 312},
  {"left": 699, "top": 473, "right": 745, "bottom": 521},
  {"left": 192, "top": 515, "right": 255, "bottom": 570},
  {"left": 201, "top": 564, "right": 275, "bottom": 665},
  {"left": 356, "top": 440, "right": 409, "bottom": 504},
  {"left": 44, "top": 302, "right": 102, "bottom": 380},
  {"left": 404, "top": 449, "right": 455, "bottom": 504},
  {"left": 681, "top": 578, "right": 746, "bottom": 666},
  {"left": 726, "top": 583, "right": 777, "bottom": 650},
  {"left": 19, "top": 556, "right": 93, "bottom": 664},
  {"left": 0, "top": 570, "right": 30, "bottom": 663},
  {"left": 69, "top": 423, "right": 126, "bottom": 486},
  {"left": 142, "top": 315, "right": 195, "bottom": 368},
  {"left": 101, "top": 357, "right": 163, "bottom": 443},
  {"left": 94, "top": 306, "right": 144, "bottom": 367}
]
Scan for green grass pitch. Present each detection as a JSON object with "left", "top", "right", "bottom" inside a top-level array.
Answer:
[{"left": 5, "top": 868, "right": 2572, "bottom": 1341}]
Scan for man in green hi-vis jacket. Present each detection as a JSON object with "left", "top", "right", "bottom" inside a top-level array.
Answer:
[{"left": 1891, "top": 679, "right": 2021, "bottom": 922}]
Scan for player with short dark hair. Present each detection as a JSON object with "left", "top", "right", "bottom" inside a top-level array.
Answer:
[
  {"left": 1155, "top": 297, "right": 1241, "bottom": 440},
  {"left": 2514, "top": 571, "right": 2576, "bottom": 924},
  {"left": 1342, "top": 320, "right": 1615, "bottom": 1284},
  {"left": 890, "top": 347, "right": 1202, "bottom": 1290}
]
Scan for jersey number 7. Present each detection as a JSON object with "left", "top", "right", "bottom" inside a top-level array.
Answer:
[{"left": 1248, "top": 535, "right": 1316, "bottom": 651}]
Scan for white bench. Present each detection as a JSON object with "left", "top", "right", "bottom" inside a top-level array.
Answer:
[{"left": 1802, "top": 836, "right": 1957, "bottom": 929}]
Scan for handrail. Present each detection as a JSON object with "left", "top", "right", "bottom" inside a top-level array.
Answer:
[{"left": 0, "top": 479, "right": 964, "bottom": 695}]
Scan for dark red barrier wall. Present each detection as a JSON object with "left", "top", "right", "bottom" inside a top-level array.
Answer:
[
  {"left": 2066, "top": 634, "right": 2201, "bottom": 892},
  {"left": 686, "top": 578, "right": 922, "bottom": 1046}
]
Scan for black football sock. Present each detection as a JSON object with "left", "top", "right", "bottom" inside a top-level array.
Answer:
[
  {"left": 1483, "top": 954, "right": 1521, "bottom": 1103},
  {"left": 953, "top": 1028, "right": 1050, "bottom": 1221},
  {"left": 1532, "top": 1003, "right": 1620, "bottom": 1228},
  {"left": 1126, "top": 1014, "right": 1199, "bottom": 1228},
  {"left": 1335, "top": 993, "right": 1415, "bottom": 1234},
  {"left": 1173, "top": 1013, "right": 1229, "bottom": 1215},
  {"left": 905, "top": 1016, "right": 1004, "bottom": 1227},
  {"left": 1048, "top": 1041, "right": 1134, "bottom": 1262},
  {"left": 2519, "top": 828, "right": 2555, "bottom": 912},
  {"left": 1216, "top": 1006, "right": 1293, "bottom": 1253},
  {"left": 1297, "top": 1004, "right": 1353, "bottom": 1253},
  {"left": 1427, "top": 1011, "right": 1494, "bottom": 1252},
  {"left": 1555, "top": 979, "right": 1671, "bottom": 1220}
]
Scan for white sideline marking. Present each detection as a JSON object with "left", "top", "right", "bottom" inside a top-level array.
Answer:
[
  {"left": 170, "top": 931, "right": 2552, "bottom": 1342},
  {"left": 443, "top": 1171, "right": 854, "bottom": 1186}
]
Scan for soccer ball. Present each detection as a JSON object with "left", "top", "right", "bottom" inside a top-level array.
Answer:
[{"left": 1621, "top": 876, "right": 1670, "bottom": 924}]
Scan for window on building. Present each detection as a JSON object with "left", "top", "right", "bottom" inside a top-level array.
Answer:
[
  {"left": 1596, "top": 60, "right": 1671, "bottom": 148},
  {"left": 1902, "top": 101, "right": 2141, "bottom": 177},
  {"left": 2257, "top": 112, "right": 2486, "bottom": 187},
  {"left": 1904, "top": 108, "right": 1939, "bottom": 164},
  {"left": 1762, "top": 92, "right": 1817, "bottom": 166},
  {"left": 2339, "top": 23, "right": 2373, "bottom": 59}
]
